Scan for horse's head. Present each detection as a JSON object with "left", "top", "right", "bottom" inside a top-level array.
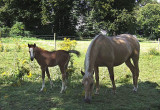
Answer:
[
  {"left": 81, "top": 71, "right": 94, "bottom": 103},
  {"left": 28, "top": 43, "right": 36, "bottom": 61}
]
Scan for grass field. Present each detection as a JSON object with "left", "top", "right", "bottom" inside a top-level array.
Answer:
[{"left": 0, "top": 37, "right": 160, "bottom": 110}]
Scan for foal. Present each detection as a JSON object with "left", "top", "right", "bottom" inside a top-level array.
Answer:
[{"left": 28, "top": 43, "right": 80, "bottom": 93}]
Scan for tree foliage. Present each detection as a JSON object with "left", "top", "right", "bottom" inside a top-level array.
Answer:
[
  {"left": 0, "top": 0, "right": 160, "bottom": 39},
  {"left": 76, "top": 0, "right": 138, "bottom": 37},
  {"left": 41, "top": 0, "right": 77, "bottom": 36},
  {"left": 0, "top": 0, "right": 42, "bottom": 34},
  {"left": 136, "top": 3, "right": 160, "bottom": 39}
]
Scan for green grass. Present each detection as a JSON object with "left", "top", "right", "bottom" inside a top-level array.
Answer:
[{"left": 0, "top": 37, "right": 160, "bottom": 110}]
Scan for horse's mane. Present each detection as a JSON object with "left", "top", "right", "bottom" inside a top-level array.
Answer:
[
  {"left": 85, "top": 34, "right": 103, "bottom": 74},
  {"left": 35, "top": 46, "right": 53, "bottom": 53}
]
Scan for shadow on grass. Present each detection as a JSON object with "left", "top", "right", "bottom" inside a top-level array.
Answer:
[{"left": 0, "top": 80, "right": 160, "bottom": 110}]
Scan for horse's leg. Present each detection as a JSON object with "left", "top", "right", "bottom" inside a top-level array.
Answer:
[
  {"left": 46, "top": 67, "right": 53, "bottom": 89},
  {"left": 59, "top": 65, "right": 67, "bottom": 93},
  {"left": 94, "top": 66, "right": 99, "bottom": 94},
  {"left": 125, "top": 59, "right": 137, "bottom": 91},
  {"left": 132, "top": 57, "right": 139, "bottom": 92},
  {"left": 65, "top": 57, "right": 70, "bottom": 79},
  {"left": 108, "top": 67, "right": 116, "bottom": 94},
  {"left": 40, "top": 67, "right": 46, "bottom": 92}
]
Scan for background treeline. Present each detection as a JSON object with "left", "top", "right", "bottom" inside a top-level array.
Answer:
[{"left": 0, "top": 0, "right": 160, "bottom": 39}]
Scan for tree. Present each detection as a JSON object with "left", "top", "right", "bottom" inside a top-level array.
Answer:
[
  {"left": 0, "top": 0, "right": 42, "bottom": 34},
  {"left": 136, "top": 0, "right": 157, "bottom": 6},
  {"left": 41, "top": 0, "right": 77, "bottom": 36},
  {"left": 136, "top": 3, "right": 160, "bottom": 39},
  {"left": 76, "top": 0, "right": 138, "bottom": 37}
]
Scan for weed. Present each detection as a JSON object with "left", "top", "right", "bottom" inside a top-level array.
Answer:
[
  {"left": 14, "top": 39, "right": 22, "bottom": 52},
  {"left": 59, "top": 38, "right": 77, "bottom": 51},
  {"left": 59, "top": 38, "right": 78, "bottom": 81},
  {"left": 0, "top": 41, "right": 4, "bottom": 52},
  {"left": 148, "top": 48, "right": 159, "bottom": 56}
]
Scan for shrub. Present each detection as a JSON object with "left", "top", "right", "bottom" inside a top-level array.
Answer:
[
  {"left": 0, "top": 41, "right": 4, "bottom": 52},
  {"left": 4, "top": 45, "right": 10, "bottom": 52},
  {"left": 15, "top": 40, "right": 21, "bottom": 52},
  {"left": 10, "top": 22, "right": 25, "bottom": 37},
  {"left": 0, "top": 58, "right": 30, "bottom": 85},
  {"left": 59, "top": 38, "right": 77, "bottom": 51},
  {"left": 148, "top": 48, "right": 159, "bottom": 56},
  {"left": 0, "top": 25, "right": 11, "bottom": 37},
  {"left": 59, "top": 38, "right": 78, "bottom": 80}
]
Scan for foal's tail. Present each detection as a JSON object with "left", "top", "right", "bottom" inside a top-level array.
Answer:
[{"left": 68, "top": 50, "right": 80, "bottom": 57}]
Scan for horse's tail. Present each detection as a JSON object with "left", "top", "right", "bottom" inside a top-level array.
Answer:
[{"left": 68, "top": 50, "right": 80, "bottom": 57}]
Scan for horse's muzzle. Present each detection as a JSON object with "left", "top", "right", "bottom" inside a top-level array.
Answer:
[{"left": 31, "top": 58, "right": 34, "bottom": 61}]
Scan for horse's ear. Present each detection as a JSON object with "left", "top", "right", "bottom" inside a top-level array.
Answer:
[
  {"left": 81, "top": 70, "right": 85, "bottom": 76},
  {"left": 34, "top": 43, "right": 36, "bottom": 47},
  {"left": 28, "top": 44, "right": 30, "bottom": 47}
]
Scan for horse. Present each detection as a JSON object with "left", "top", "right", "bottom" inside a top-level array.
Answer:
[
  {"left": 28, "top": 43, "right": 80, "bottom": 93},
  {"left": 81, "top": 34, "right": 140, "bottom": 103}
]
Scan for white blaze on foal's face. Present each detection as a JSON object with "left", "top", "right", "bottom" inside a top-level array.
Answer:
[
  {"left": 28, "top": 44, "right": 36, "bottom": 61},
  {"left": 29, "top": 48, "right": 35, "bottom": 61}
]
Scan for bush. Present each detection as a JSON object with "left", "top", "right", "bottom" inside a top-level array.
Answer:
[
  {"left": 24, "top": 31, "right": 31, "bottom": 37},
  {"left": 0, "top": 25, "right": 11, "bottom": 37},
  {"left": 0, "top": 59, "right": 30, "bottom": 85},
  {"left": 59, "top": 38, "right": 77, "bottom": 51},
  {"left": 148, "top": 48, "right": 159, "bottom": 56},
  {"left": 59, "top": 38, "right": 78, "bottom": 80},
  {"left": 0, "top": 41, "right": 4, "bottom": 52},
  {"left": 9, "top": 22, "right": 31, "bottom": 37}
]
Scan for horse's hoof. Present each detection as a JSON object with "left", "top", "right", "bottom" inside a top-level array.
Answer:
[
  {"left": 133, "top": 87, "right": 138, "bottom": 92},
  {"left": 133, "top": 89, "right": 137, "bottom": 92},
  {"left": 65, "top": 86, "right": 67, "bottom": 90}
]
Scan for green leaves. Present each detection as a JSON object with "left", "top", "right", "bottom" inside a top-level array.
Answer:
[
  {"left": 9, "top": 22, "right": 25, "bottom": 37},
  {"left": 136, "top": 3, "right": 160, "bottom": 39}
]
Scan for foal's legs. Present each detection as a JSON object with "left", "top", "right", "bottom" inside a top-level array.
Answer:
[
  {"left": 46, "top": 67, "right": 53, "bottom": 88},
  {"left": 59, "top": 65, "right": 67, "bottom": 93},
  {"left": 65, "top": 58, "right": 70, "bottom": 79},
  {"left": 40, "top": 67, "right": 46, "bottom": 91},
  {"left": 108, "top": 67, "right": 116, "bottom": 94},
  {"left": 94, "top": 66, "right": 99, "bottom": 94}
]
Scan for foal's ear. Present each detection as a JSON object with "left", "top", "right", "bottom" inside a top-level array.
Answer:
[
  {"left": 81, "top": 70, "right": 85, "bottom": 76},
  {"left": 34, "top": 43, "right": 36, "bottom": 47}
]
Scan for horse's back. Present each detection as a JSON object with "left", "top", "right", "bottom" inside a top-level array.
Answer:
[
  {"left": 118, "top": 34, "right": 140, "bottom": 55},
  {"left": 94, "top": 34, "right": 140, "bottom": 66}
]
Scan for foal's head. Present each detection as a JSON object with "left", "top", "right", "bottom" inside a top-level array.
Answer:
[
  {"left": 81, "top": 71, "right": 94, "bottom": 103},
  {"left": 28, "top": 43, "right": 36, "bottom": 61}
]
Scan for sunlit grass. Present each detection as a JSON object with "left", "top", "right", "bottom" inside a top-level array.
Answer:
[{"left": 0, "top": 37, "right": 160, "bottom": 110}]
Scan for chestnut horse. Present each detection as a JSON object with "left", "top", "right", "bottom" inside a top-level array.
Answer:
[
  {"left": 28, "top": 43, "right": 80, "bottom": 93},
  {"left": 81, "top": 34, "right": 140, "bottom": 103}
]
